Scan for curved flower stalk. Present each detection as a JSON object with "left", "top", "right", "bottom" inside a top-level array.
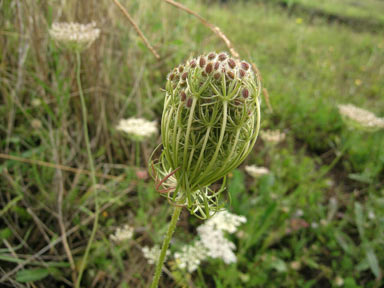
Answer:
[{"left": 151, "top": 52, "right": 261, "bottom": 219}]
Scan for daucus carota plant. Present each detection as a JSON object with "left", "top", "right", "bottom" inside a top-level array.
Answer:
[
  {"left": 149, "top": 52, "right": 261, "bottom": 287},
  {"left": 49, "top": 22, "right": 100, "bottom": 288}
]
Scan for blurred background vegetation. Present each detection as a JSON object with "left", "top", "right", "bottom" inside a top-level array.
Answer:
[{"left": 0, "top": 0, "right": 383, "bottom": 287}]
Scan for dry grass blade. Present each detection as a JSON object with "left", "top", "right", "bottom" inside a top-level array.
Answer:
[
  {"left": 164, "top": 0, "right": 240, "bottom": 59},
  {"left": 0, "top": 184, "right": 136, "bottom": 283},
  {"left": 0, "top": 153, "right": 122, "bottom": 181},
  {"left": 112, "top": 0, "right": 160, "bottom": 59}
]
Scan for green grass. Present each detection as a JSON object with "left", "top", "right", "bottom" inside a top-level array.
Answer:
[
  {"left": 1, "top": 0, "right": 384, "bottom": 287},
  {"left": 287, "top": 0, "right": 384, "bottom": 25}
]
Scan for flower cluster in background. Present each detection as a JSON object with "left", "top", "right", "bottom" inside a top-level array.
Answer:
[
  {"left": 109, "top": 224, "right": 134, "bottom": 243},
  {"left": 142, "top": 245, "right": 170, "bottom": 265},
  {"left": 49, "top": 22, "right": 100, "bottom": 51},
  {"left": 116, "top": 117, "right": 158, "bottom": 141},
  {"left": 260, "top": 129, "right": 286, "bottom": 144},
  {"left": 174, "top": 242, "right": 206, "bottom": 273},
  {"left": 338, "top": 103, "right": 384, "bottom": 131},
  {"left": 245, "top": 165, "right": 270, "bottom": 178}
]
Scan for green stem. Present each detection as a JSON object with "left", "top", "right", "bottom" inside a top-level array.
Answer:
[
  {"left": 75, "top": 51, "right": 99, "bottom": 288},
  {"left": 135, "top": 140, "right": 140, "bottom": 167},
  {"left": 150, "top": 206, "right": 182, "bottom": 288}
]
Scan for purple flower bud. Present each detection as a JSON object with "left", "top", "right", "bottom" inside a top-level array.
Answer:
[
  {"left": 214, "top": 72, "right": 221, "bottom": 80},
  {"left": 186, "top": 97, "right": 193, "bottom": 108},
  {"left": 199, "top": 57, "right": 206, "bottom": 68},
  {"left": 241, "top": 61, "right": 250, "bottom": 71},
  {"left": 239, "top": 69, "right": 246, "bottom": 78},
  {"left": 227, "top": 71, "right": 235, "bottom": 79},
  {"left": 205, "top": 63, "right": 213, "bottom": 74},
  {"left": 208, "top": 52, "right": 216, "bottom": 60},
  {"left": 228, "top": 58, "right": 236, "bottom": 69},
  {"left": 218, "top": 53, "right": 227, "bottom": 61},
  {"left": 190, "top": 60, "right": 197, "bottom": 68},
  {"left": 242, "top": 88, "right": 249, "bottom": 98},
  {"left": 181, "top": 90, "right": 187, "bottom": 101},
  {"left": 214, "top": 62, "right": 220, "bottom": 70},
  {"left": 182, "top": 72, "right": 188, "bottom": 80},
  {"left": 169, "top": 73, "right": 175, "bottom": 81}
]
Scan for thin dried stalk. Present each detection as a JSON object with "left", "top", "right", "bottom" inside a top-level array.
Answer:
[
  {"left": 164, "top": 0, "right": 272, "bottom": 110},
  {"left": 0, "top": 184, "right": 135, "bottom": 283},
  {"left": 48, "top": 126, "right": 77, "bottom": 283},
  {"left": 112, "top": 0, "right": 160, "bottom": 59},
  {"left": 0, "top": 153, "right": 122, "bottom": 181},
  {"left": 164, "top": 0, "right": 240, "bottom": 59}
]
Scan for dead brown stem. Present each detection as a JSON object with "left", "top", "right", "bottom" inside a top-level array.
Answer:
[
  {"left": 0, "top": 184, "right": 135, "bottom": 283},
  {"left": 112, "top": 0, "right": 160, "bottom": 59},
  {"left": 165, "top": 0, "right": 271, "bottom": 110},
  {"left": 164, "top": 0, "right": 240, "bottom": 59},
  {"left": 0, "top": 153, "right": 122, "bottom": 181}
]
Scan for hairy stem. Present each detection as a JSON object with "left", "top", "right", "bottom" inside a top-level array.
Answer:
[
  {"left": 150, "top": 206, "right": 182, "bottom": 288},
  {"left": 75, "top": 51, "right": 99, "bottom": 288}
]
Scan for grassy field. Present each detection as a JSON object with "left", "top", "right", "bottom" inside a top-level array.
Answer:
[{"left": 1, "top": 0, "right": 384, "bottom": 287}]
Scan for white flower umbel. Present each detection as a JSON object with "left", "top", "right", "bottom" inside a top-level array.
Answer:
[
  {"left": 142, "top": 245, "right": 170, "bottom": 265},
  {"left": 174, "top": 242, "right": 207, "bottom": 273},
  {"left": 196, "top": 210, "right": 247, "bottom": 264},
  {"left": 197, "top": 225, "right": 237, "bottom": 264},
  {"left": 204, "top": 210, "right": 247, "bottom": 234},
  {"left": 245, "top": 165, "right": 269, "bottom": 178},
  {"left": 117, "top": 118, "right": 158, "bottom": 141},
  {"left": 338, "top": 104, "right": 384, "bottom": 131},
  {"left": 49, "top": 22, "right": 100, "bottom": 52},
  {"left": 109, "top": 224, "right": 134, "bottom": 243},
  {"left": 260, "top": 129, "right": 286, "bottom": 144}
]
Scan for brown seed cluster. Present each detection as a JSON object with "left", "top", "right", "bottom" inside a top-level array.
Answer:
[{"left": 167, "top": 52, "right": 255, "bottom": 108}]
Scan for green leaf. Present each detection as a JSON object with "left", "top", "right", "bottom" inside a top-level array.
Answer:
[
  {"left": 354, "top": 203, "right": 365, "bottom": 241},
  {"left": 366, "top": 248, "right": 382, "bottom": 279},
  {"left": 16, "top": 268, "right": 50, "bottom": 283},
  {"left": 269, "top": 257, "right": 287, "bottom": 272},
  {"left": 334, "top": 230, "right": 356, "bottom": 256}
]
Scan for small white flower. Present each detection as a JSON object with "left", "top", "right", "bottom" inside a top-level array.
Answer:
[
  {"left": 116, "top": 118, "right": 157, "bottom": 141},
  {"left": 245, "top": 165, "right": 269, "bottom": 178},
  {"left": 174, "top": 242, "right": 207, "bottom": 273},
  {"left": 260, "top": 129, "right": 286, "bottom": 144},
  {"left": 141, "top": 245, "right": 169, "bottom": 265},
  {"left": 110, "top": 224, "right": 134, "bottom": 243},
  {"left": 311, "top": 222, "right": 319, "bottom": 229},
  {"left": 31, "top": 98, "right": 41, "bottom": 107},
  {"left": 295, "top": 209, "right": 304, "bottom": 217},
  {"left": 49, "top": 22, "right": 100, "bottom": 51},
  {"left": 338, "top": 104, "right": 384, "bottom": 131},
  {"left": 31, "top": 119, "right": 42, "bottom": 129},
  {"left": 335, "top": 276, "right": 344, "bottom": 287},
  {"left": 368, "top": 211, "right": 375, "bottom": 220}
]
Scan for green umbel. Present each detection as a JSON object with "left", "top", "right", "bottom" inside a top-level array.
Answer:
[{"left": 153, "top": 52, "right": 261, "bottom": 219}]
